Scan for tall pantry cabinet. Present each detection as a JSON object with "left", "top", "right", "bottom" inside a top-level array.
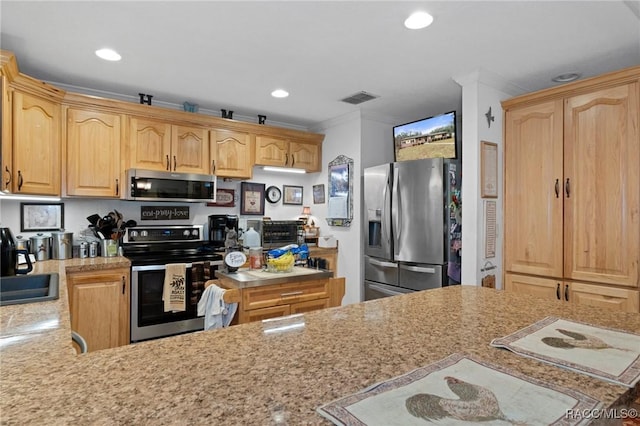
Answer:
[{"left": 503, "top": 66, "right": 640, "bottom": 313}]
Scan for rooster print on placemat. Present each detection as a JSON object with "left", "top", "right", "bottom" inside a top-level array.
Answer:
[
  {"left": 542, "top": 328, "right": 629, "bottom": 351},
  {"left": 406, "top": 376, "right": 525, "bottom": 424}
]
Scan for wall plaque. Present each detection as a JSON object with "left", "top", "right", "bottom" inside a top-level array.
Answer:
[
  {"left": 141, "top": 206, "right": 190, "bottom": 221},
  {"left": 206, "top": 188, "right": 235, "bottom": 207}
]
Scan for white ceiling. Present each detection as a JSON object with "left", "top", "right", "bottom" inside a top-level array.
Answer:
[{"left": 1, "top": 1, "right": 639, "bottom": 129}]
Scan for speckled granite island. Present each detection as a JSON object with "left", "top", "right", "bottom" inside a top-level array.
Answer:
[{"left": 2, "top": 262, "right": 639, "bottom": 424}]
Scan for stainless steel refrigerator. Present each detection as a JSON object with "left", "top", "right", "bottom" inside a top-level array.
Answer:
[{"left": 364, "top": 158, "right": 461, "bottom": 300}]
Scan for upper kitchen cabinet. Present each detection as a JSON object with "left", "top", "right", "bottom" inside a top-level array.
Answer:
[
  {"left": 210, "top": 129, "right": 253, "bottom": 179},
  {"left": 128, "top": 117, "right": 210, "bottom": 174},
  {"left": 66, "top": 107, "right": 123, "bottom": 197},
  {"left": 9, "top": 90, "right": 62, "bottom": 195},
  {"left": 255, "top": 135, "right": 321, "bottom": 172},
  {"left": 503, "top": 65, "right": 640, "bottom": 312}
]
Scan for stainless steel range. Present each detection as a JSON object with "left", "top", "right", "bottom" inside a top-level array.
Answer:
[{"left": 122, "top": 225, "right": 223, "bottom": 342}]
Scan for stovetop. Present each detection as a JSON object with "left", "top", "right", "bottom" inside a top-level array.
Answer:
[{"left": 122, "top": 225, "right": 224, "bottom": 265}]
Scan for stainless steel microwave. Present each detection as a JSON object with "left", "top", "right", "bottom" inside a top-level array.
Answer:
[{"left": 125, "top": 169, "right": 217, "bottom": 203}]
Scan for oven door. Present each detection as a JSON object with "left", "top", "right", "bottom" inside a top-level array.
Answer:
[{"left": 131, "top": 263, "right": 210, "bottom": 342}]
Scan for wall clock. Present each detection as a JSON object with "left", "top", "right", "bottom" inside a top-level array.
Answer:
[{"left": 266, "top": 185, "right": 282, "bottom": 203}]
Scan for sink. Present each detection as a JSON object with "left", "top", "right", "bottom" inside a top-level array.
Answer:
[{"left": 0, "top": 273, "right": 60, "bottom": 306}]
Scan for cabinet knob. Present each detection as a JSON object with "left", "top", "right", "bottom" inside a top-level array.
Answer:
[
  {"left": 555, "top": 179, "right": 559, "bottom": 198},
  {"left": 291, "top": 154, "right": 295, "bottom": 167},
  {"left": 115, "top": 178, "right": 119, "bottom": 196},
  {"left": 166, "top": 155, "right": 170, "bottom": 170},
  {"left": 556, "top": 283, "right": 560, "bottom": 300},
  {"left": 285, "top": 153, "right": 289, "bottom": 166},
  {"left": 17, "top": 170, "right": 23, "bottom": 191},
  {"left": 173, "top": 155, "right": 177, "bottom": 171},
  {"left": 565, "top": 178, "right": 571, "bottom": 198}
]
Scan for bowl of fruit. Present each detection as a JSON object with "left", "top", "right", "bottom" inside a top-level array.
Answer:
[{"left": 266, "top": 251, "right": 295, "bottom": 273}]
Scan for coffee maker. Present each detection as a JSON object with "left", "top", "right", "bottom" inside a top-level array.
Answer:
[
  {"left": 208, "top": 215, "right": 238, "bottom": 249},
  {"left": 1, "top": 228, "right": 33, "bottom": 276}
]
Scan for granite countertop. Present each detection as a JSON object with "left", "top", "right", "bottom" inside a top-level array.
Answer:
[
  {"left": 1, "top": 280, "right": 639, "bottom": 424},
  {"left": 216, "top": 266, "right": 333, "bottom": 288}
]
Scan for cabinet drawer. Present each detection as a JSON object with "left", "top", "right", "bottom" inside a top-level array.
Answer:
[
  {"left": 241, "top": 305, "right": 291, "bottom": 323},
  {"left": 242, "top": 279, "right": 329, "bottom": 311}
]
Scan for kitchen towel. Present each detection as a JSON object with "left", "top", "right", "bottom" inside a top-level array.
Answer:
[
  {"left": 197, "top": 284, "right": 237, "bottom": 330},
  {"left": 163, "top": 263, "right": 187, "bottom": 312},
  {"left": 317, "top": 353, "right": 601, "bottom": 425},
  {"left": 491, "top": 316, "right": 640, "bottom": 387}
]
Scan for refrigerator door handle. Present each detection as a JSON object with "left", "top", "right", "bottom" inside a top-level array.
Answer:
[
  {"left": 382, "top": 173, "right": 390, "bottom": 250},
  {"left": 392, "top": 164, "right": 400, "bottom": 256},
  {"left": 368, "top": 258, "right": 398, "bottom": 268},
  {"left": 367, "top": 283, "right": 408, "bottom": 297},
  {"left": 401, "top": 265, "right": 436, "bottom": 274}
]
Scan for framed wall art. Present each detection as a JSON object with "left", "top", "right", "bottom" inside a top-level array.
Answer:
[
  {"left": 283, "top": 185, "right": 303, "bottom": 205},
  {"left": 240, "top": 182, "right": 265, "bottom": 215},
  {"left": 481, "top": 140, "right": 498, "bottom": 198},
  {"left": 20, "top": 202, "right": 65, "bottom": 232},
  {"left": 313, "top": 184, "right": 325, "bottom": 204}
]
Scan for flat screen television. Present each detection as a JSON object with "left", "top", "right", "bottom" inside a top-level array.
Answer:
[{"left": 393, "top": 110, "right": 457, "bottom": 161}]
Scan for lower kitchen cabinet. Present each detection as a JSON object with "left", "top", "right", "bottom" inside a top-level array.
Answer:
[
  {"left": 224, "top": 277, "right": 344, "bottom": 324},
  {"left": 66, "top": 268, "right": 130, "bottom": 352},
  {"left": 504, "top": 273, "right": 639, "bottom": 313}
]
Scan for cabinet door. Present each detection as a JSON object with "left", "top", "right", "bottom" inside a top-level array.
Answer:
[
  {"left": 210, "top": 129, "right": 253, "bottom": 178},
  {"left": 129, "top": 117, "right": 171, "bottom": 171},
  {"left": 504, "top": 100, "right": 564, "bottom": 278},
  {"left": 66, "top": 108, "right": 122, "bottom": 197},
  {"left": 568, "top": 281, "right": 639, "bottom": 313},
  {"left": 255, "top": 135, "right": 289, "bottom": 167},
  {"left": 504, "top": 273, "right": 562, "bottom": 302},
  {"left": 170, "top": 125, "right": 209, "bottom": 173},
  {"left": 290, "top": 298, "right": 330, "bottom": 314},
  {"left": 67, "top": 268, "right": 130, "bottom": 352},
  {"left": 1, "top": 77, "right": 12, "bottom": 192},
  {"left": 240, "top": 305, "right": 291, "bottom": 323},
  {"left": 290, "top": 141, "right": 320, "bottom": 172},
  {"left": 12, "top": 91, "right": 61, "bottom": 195},
  {"left": 564, "top": 82, "right": 639, "bottom": 287}
]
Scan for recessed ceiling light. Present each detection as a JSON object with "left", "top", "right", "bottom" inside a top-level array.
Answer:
[
  {"left": 95, "top": 48, "right": 121, "bottom": 61},
  {"left": 404, "top": 11, "right": 434, "bottom": 30},
  {"left": 271, "top": 89, "right": 289, "bottom": 98},
  {"left": 552, "top": 72, "right": 581, "bottom": 83}
]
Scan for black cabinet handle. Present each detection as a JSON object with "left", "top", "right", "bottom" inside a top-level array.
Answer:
[
  {"left": 285, "top": 153, "right": 289, "bottom": 166},
  {"left": 291, "top": 154, "right": 295, "bottom": 167},
  {"left": 122, "top": 276, "right": 126, "bottom": 295},
  {"left": 17, "top": 170, "right": 23, "bottom": 191},
  {"left": 115, "top": 179, "right": 119, "bottom": 196},
  {"left": 166, "top": 155, "right": 170, "bottom": 170},
  {"left": 173, "top": 155, "right": 177, "bottom": 171},
  {"left": 4, "top": 166, "right": 11, "bottom": 189},
  {"left": 555, "top": 179, "right": 559, "bottom": 198},
  {"left": 564, "top": 284, "right": 569, "bottom": 301},
  {"left": 556, "top": 283, "right": 560, "bottom": 300},
  {"left": 212, "top": 160, "right": 216, "bottom": 173},
  {"left": 565, "top": 178, "right": 570, "bottom": 198}
]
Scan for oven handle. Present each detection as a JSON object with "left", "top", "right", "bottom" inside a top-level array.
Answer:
[
  {"left": 132, "top": 263, "right": 193, "bottom": 272},
  {"left": 131, "top": 260, "right": 224, "bottom": 272}
]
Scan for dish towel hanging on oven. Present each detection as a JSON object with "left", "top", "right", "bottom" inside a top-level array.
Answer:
[
  {"left": 197, "top": 284, "right": 238, "bottom": 330},
  {"left": 163, "top": 263, "right": 187, "bottom": 312}
]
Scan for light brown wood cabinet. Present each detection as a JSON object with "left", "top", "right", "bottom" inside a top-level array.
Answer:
[
  {"left": 218, "top": 276, "right": 344, "bottom": 324},
  {"left": 7, "top": 90, "right": 61, "bottom": 195},
  {"left": 505, "top": 273, "right": 639, "bottom": 313},
  {"left": 66, "top": 108, "right": 123, "bottom": 197},
  {"left": 255, "top": 135, "right": 321, "bottom": 172},
  {"left": 503, "top": 66, "right": 640, "bottom": 313},
  {"left": 66, "top": 268, "right": 130, "bottom": 352},
  {"left": 210, "top": 129, "right": 253, "bottom": 179},
  {"left": 128, "top": 117, "right": 210, "bottom": 174}
]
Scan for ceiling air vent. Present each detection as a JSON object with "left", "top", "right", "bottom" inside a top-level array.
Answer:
[{"left": 340, "top": 91, "right": 379, "bottom": 105}]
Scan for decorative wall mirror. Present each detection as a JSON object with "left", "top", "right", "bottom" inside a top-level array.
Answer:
[{"left": 326, "top": 155, "right": 353, "bottom": 227}]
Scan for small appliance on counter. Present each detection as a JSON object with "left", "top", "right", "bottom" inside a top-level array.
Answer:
[
  {"left": 50, "top": 231, "right": 73, "bottom": 260},
  {"left": 1, "top": 228, "right": 33, "bottom": 276},
  {"left": 208, "top": 214, "right": 238, "bottom": 250}
]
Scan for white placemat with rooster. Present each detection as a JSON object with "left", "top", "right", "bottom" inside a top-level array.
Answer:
[
  {"left": 317, "top": 353, "right": 601, "bottom": 425},
  {"left": 491, "top": 316, "right": 640, "bottom": 388}
]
